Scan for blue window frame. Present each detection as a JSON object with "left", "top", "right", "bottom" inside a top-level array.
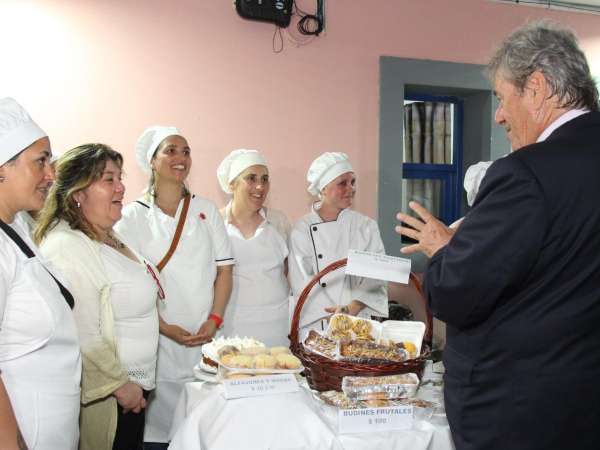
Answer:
[{"left": 402, "top": 93, "right": 463, "bottom": 225}]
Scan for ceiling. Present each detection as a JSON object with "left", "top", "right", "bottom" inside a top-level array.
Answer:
[{"left": 495, "top": 0, "right": 600, "bottom": 14}]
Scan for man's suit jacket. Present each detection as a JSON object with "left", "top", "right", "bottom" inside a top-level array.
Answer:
[{"left": 425, "top": 111, "right": 600, "bottom": 450}]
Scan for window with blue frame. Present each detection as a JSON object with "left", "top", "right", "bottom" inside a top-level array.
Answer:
[{"left": 402, "top": 94, "right": 463, "bottom": 240}]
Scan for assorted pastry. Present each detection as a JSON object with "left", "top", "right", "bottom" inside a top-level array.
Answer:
[
  {"left": 198, "top": 336, "right": 304, "bottom": 381},
  {"left": 219, "top": 345, "right": 302, "bottom": 371},
  {"left": 303, "top": 315, "right": 424, "bottom": 364},
  {"left": 201, "top": 336, "right": 266, "bottom": 370},
  {"left": 317, "top": 390, "right": 438, "bottom": 413},
  {"left": 342, "top": 373, "right": 418, "bottom": 388},
  {"left": 339, "top": 340, "right": 409, "bottom": 363},
  {"left": 303, "top": 330, "right": 337, "bottom": 359},
  {"left": 327, "top": 314, "right": 379, "bottom": 342},
  {"left": 342, "top": 373, "right": 419, "bottom": 400}
]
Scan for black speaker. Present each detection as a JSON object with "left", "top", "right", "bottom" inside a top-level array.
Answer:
[{"left": 235, "top": 0, "right": 293, "bottom": 28}]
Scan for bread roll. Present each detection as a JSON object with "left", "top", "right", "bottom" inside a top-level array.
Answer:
[
  {"left": 275, "top": 353, "right": 302, "bottom": 370},
  {"left": 253, "top": 354, "right": 277, "bottom": 369},
  {"left": 229, "top": 354, "right": 254, "bottom": 368}
]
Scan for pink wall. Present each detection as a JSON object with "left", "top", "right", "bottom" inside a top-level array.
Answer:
[{"left": 2, "top": 0, "right": 600, "bottom": 222}]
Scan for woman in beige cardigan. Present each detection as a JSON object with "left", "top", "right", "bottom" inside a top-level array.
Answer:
[{"left": 35, "top": 144, "right": 161, "bottom": 450}]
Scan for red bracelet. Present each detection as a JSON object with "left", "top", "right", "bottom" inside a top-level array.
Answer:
[{"left": 208, "top": 313, "right": 223, "bottom": 328}]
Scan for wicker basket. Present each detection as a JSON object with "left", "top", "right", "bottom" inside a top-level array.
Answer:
[{"left": 290, "top": 258, "right": 432, "bottom": 392}]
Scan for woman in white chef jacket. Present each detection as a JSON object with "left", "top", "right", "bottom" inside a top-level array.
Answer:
[
  {"left": 114, "top": 126, "right": 234, "bottom": 448},
  {"left": 0, "top": 98, "right": 81, "bottom": 450},
  {"left": 217, "top": 149, "right": 291, "bottom": 347},
  {"left": 288, "top": 152, "right": 388, "bottom": 338}
]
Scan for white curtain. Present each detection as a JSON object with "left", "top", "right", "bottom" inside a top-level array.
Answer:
[{"left": 403, "top": 101, "right": 451, "bottom": 220}]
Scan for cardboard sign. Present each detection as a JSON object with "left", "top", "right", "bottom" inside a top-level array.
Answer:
[
  {"left": 346, "top": 249, "right": 411, "bottom": 284},
  {"left": 338, "top": 405, "right": 413, "bottom": 434},
  {"left": 223, "top": 373, "right": 299, "bottom": 399}
]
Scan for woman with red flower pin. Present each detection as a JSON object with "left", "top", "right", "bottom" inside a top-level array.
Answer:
[{"left": 114, "top": 126, "right": 234, "bottom": 449}]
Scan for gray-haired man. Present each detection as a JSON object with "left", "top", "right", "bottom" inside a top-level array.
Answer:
[{"left": 397, "top": 21, "right": 600, "bottom": 450}]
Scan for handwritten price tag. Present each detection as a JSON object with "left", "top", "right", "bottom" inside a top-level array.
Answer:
[
  {"left": 338, "top": 405, "right": 413, "bottom": 434},
  {"left": 223, "top": 373, "right": 299, "bottom": 399}
]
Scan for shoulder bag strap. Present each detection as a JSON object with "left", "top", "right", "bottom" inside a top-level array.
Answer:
[
  {"left": 0, "top": 219, "right": 74, "bottom": 309},
  {"left": 157, "top": 194, "right": 191, "bottom": 272}
]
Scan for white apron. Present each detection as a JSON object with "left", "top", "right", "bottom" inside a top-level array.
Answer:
[
  {"left": 0, "top": 221, "right": 81, "bottom": 450},
  {"left": 288, "top": 207, "right": 389, "bottom": 338},
  {"left": 115, "top": 195, "right": 234, "bottom": 443},
  {"left": 223, "top": 210, "right": 290, "bottom": 346}
]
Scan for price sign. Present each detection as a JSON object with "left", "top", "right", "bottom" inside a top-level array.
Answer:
[
  {"left": 223, "top": 373, "right": 299, "bottom": 399},
  {"left": 346, "top": 249, "right": 411, "bottom": 284},
  {"left": 338, "top": 405, "right": 413, "bottom": 434}
]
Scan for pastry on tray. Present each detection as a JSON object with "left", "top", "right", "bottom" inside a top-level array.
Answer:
[
  {"left": 253, "top": 354, "right": 278, "bottom": 369},
  {"left": 339, "top": 340, "right": 409, "bottom": 363},
  {"left": 201, "top": 336, "right": 266, "bottom": 370},
  {"left": 327, "top": 314, "right": 381, "bottom": 342},
  {"left": 303, "top": 330, "right": 337, "bottom": 359},
  {"left": 330, "top": 314, "right": 353, "bottom": 332},
  {"left": 352, "top": 319, "right": 372, "bottom": 336},
  {"left": 275, "top": 353, "right": 302, "bottom": 369},
  {"left": 228, "top": 354, "right": 254, "bottom": 369},
  {"left": 342, "top": 373, "right": 420, "bottom": 400}
]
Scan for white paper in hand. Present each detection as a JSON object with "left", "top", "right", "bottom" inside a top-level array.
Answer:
[{"left": 345, "top": 249, "right": 411, "bottom": 284}]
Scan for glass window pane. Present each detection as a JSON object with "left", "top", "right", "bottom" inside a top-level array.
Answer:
[
  {"left": 401, "top": 178, "right": 443, "bottom": 221},
  {"left": 403, "top": 101, "right": 453, "bottom": 164}
]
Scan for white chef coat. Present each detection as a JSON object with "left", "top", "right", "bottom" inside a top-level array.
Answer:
[
  {"left": 114, "top": 194, "right": 234, "bottom": 443},
  {"left": 101, "top": 246, "right": 159, "bottom": 390},
  {"left": 222, "top": 204, "right": 290, "bottom": 346},
  {"left": 0, "top": 215, "right": 81, "bottom": 450},
  {"left": 288, "top": 206, "right": 388, "bottom": 335}
]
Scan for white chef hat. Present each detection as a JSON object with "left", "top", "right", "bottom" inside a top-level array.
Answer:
[
  {"left": 0, "top": 97, "right": 47, "bottom": 166},
  {"left": 216, "top": 149, "right": 267, "bottom": 194},
  {"left": 135, "top": 125, "right": 182, "bottom": 173},
  {"left": 306, "top": 152, "right": 353, "bottom": 196},
  {"left": 464, "top": 160, "right": 494, "bottom": 206}
]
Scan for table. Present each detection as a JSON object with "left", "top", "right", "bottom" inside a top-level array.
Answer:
[{"left": 168, "top": 378, "right": 455, "bottom": 450}]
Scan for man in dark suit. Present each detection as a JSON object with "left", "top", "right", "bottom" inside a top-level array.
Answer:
[{"left": 397, "top": 21, "right": 600, "bottom": 450}]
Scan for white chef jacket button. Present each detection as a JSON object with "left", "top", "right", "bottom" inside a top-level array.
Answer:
[
  {"left": 312, "top": 226, "right": 318, "bottom": 231},
  {"left": 318, "top": 254, "right": 323, "bottom": 259},
  {"left": 321, "top": 282, "right": 327, "bottom": 288}
]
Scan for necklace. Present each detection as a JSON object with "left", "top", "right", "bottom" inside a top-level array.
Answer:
[{"left": 104, "top": 233, "right": 125, "bottom": 250}]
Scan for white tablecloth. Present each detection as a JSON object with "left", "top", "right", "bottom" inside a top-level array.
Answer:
[{"left": 168, "top": 379, "right": 455, "bottom": 450}]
